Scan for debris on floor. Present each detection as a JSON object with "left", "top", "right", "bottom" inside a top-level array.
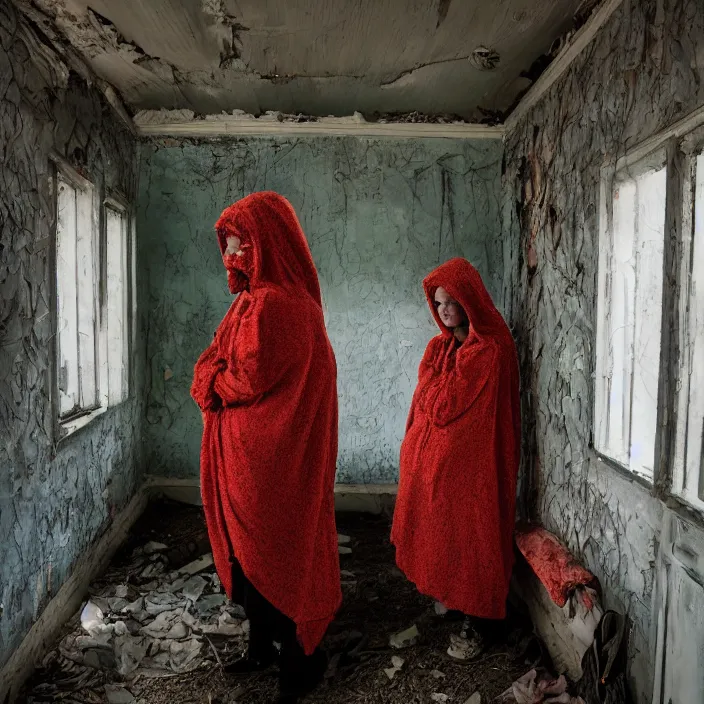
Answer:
[
  {"left": 23, "top": 503, "right": 547, "bottom": 704},
  {"left": 389, "top": 623, "right": 419, "bottom": 649},
  {"left": 384, "top": 655, "right": 405, "bottom": 680},
  {"left": 498, "top": 668, "right": 586, "bottom": 704},
  {"left": 24, "top": 503, "right": 247, "bottom": 703},
  {"left": 447, "top": 632, "right": 482, "bottom": 661},
  {"left": 56, "top": 545, "right": 246, "bottom": 682}
]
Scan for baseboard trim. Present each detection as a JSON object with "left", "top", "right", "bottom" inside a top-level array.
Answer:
[
  {"left": 144, "top": 475, "right": 398, "bottom": 514},
  {"left": 0, "top": 487, "right": 149, "bottom": 704}
]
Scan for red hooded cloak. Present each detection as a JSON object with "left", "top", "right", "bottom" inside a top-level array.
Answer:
[
  {"left": 391, "top": 258, "right": 520, "bottom": 619},
  {"left": 191, "top": 192, "right": 341, "bottom": 654}
]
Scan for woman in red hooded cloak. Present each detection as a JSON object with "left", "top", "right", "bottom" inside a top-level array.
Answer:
[
  {"left": 391, "top": 258, "right": 520, "bottom": 656},
  {"left": 191, "top": 192, "right": 341, "bottom": 703}
]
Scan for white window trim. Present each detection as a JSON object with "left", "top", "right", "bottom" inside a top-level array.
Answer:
[
  {"left": 672, "top": 127, "right": 704, "bottom": 514},
  {"left": 103, "top": 194, "right": 132, "bottom": 406},
  {"left": 51, "top": 155, "right": 104, "bottom": 439}
]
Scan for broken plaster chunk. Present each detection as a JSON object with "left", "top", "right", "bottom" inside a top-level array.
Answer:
[
  {"left": 431, "top": 695, "right": 449, "bottom": 703},
  {"left": 169, "top": 637, "right": 203, "bottom": 673},
  {"left": 463, "top": 694, "right": 481, "bottom": 704},
  {"left": 144, "top": 593, "right": 181, "bottom": 615},
  {"left": 196, "top": 593, "right": 227, "bottom": 615},
  {"left": 115, "top": 636, "right": 149, "bottom": 677},
  {"left": 113, "top": 620, "right": 128, "bottom": 636},
  {"left": 165, "top": 621, "right": 189, "bottom": 639},
  {"left": 179, "top": 554, "right": 214, "bottom": 576},
  {"left": 431, "top": 670, "right": 446, "bottom": 679},
  {"left": 109, "top": 597, "right": 129, "bottom": 612},
  {"left": 144, "top": 541, "right": 169, "bottom": 554},
  {"left": 76, "top": 633, "right": 113, "bottom": 649},
  {"left": 121, "top": 597, "right": 145, "bottom": 613},
  {"left": 81, "top": 600, "right": 106, "bottom": 635},
  {"left": 201, "top": 612, "right": 244, "bottom": 636},
  {"left": 384, "top": 654, "right": 405, "bottom": 680},
  {"left": 140, "top": 610, "right": 180, "bottom": 638},
  {"left": 165, "top": 576, "right": 188, "bottom": 593},
  {"left": 390, "top": 624, "right": 419, "bottom": 649},
  {"left": 104, "top": 685, "right": 136, "bottom": 704},
  {"left": 181, "top": 575, "right": 207, "bottom": 603}
]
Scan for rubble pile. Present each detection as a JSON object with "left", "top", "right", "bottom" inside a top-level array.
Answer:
[{"left": 26, "top": 541, "right": 247, "bottom": 703}]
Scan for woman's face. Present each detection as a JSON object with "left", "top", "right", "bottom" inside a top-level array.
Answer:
[
  {"left": 434, "top": 287, "right": 467, "bottom": 329},
  {"left": 225, "top": 235, "right": 242, "bottom": 256}
]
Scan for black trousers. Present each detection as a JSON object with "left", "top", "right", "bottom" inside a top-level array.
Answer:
[{"left": 231, "top": 559, "right": 326, "bottom": 695}]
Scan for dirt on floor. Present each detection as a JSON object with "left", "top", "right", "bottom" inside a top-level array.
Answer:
[{"left": 22, "top": 501, "right": 548, "bottom": 704}]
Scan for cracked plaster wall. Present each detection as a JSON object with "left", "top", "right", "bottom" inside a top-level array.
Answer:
[
  {"left": 501, "top": 0, "right": 704, "bottom": 701},
  {"left": 138, "top": 137, "right": 503, "bottom": 483},
  {"left": 0, "top": 3, "right": 142, "bottom": 671}
]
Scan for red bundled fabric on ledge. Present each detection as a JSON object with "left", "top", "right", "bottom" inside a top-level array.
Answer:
[{"left": 515, "top": 526, "right": 598, "bottom": 608}]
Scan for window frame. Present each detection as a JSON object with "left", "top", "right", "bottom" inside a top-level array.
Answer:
[
  {"left": 49, "top": 155, "right": 135, "bottom": 443},
  {"left": 672, "top": 127, "right": 704, "bottom": 513},
  {"left": 595, "top": 149, "right": 668, "bottom": 482},
  {"left": 103, "top": 193, "right": 133, "bottom": 406},
  {"left": 595, "top": 105, "right": 704, "bottom": 515},
  {"left": 50, "top": 155, "right": 104, "bottom": 439}
]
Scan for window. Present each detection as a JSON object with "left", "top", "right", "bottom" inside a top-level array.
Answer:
[
  {"left": 105, "top": 202, "right": 129, "bottom": 404},
  {"left": 673, "top": 150, "right": 704, "bottom": 510},
  {"left": 53, "top": 159, "right": 133, "bottom": 437},
  {"left": 56, "top": 172, "right": 99, "bottom": 421},
  {"left": 595, "top": 155, "right": 667, "bottom": 480}
]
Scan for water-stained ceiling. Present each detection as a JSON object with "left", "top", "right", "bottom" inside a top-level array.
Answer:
[{"left": 15, "top": 0, "right": 588, "bottom": 121}]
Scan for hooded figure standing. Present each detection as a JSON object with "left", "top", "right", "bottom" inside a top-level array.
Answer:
[
  {"left": 191, "top": 192, "right": 341, "bottom": 703},
  {"left": 391, "top": 258, "right": 520, "bottom": 655}
]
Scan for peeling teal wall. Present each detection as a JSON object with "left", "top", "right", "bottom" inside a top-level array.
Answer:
[
  {"left": 0, "top": 6, "right": 141, "bottom": 676},
  {"left": 138, "top": 136, "right": 503, "bottom": 483}
]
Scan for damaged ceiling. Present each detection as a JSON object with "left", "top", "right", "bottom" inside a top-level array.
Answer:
[{"left": 14, "top": 0, "right": 586, "bottom": 121}]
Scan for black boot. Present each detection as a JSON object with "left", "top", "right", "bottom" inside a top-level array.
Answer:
[
  {"left": 224, "top": 641, "right": 278, "bottom": 674},
  {"left": 224, "top": 655, "right": 275, "bottom": 674},
  {"left": 278, "top": 648, "right": 327, "bottom": 702}
]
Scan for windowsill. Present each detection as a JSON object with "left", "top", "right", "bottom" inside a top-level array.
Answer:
[
  {"left": 59, "top": 406, "right": 107, "bottom": 440},
  {"left": 664, "top": 494, "right": 704, "bottom": 531},
  {"left": 593, "top": 450, "right": 654, "bottom": 492}
]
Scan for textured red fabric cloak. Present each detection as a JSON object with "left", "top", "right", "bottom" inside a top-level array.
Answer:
[
  {"left": 391, "top": 258, "right": 520, "bottom": 619},
  {"left": 191, "top": 192, "right": 341, "bottom": 654}
]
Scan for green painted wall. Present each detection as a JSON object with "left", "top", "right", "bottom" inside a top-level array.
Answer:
[{"left": 138, "top": 136, "right": 504, "bottom": 483}]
